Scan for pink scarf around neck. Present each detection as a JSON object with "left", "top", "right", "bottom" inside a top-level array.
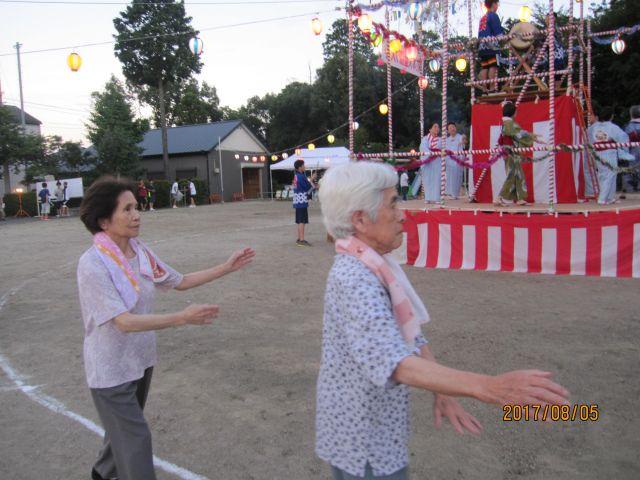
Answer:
[
  {"left": 93, "top": 232, "right": 169, "bottom": 310},
  {"left": 335, "top": 236, "right": 430, "bottom": 346}
]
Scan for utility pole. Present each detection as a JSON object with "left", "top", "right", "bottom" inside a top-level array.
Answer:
[{"left": 15, "top": 42, "right": 26, "bottom": 128}]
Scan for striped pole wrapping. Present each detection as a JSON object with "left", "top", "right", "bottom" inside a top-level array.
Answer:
[
  {"left": 579, "top": 0, "right": 585, "bottom": 107},
  {"left": 464, "top": 69, "right": 572, "bottom": 86},
  {"left": 548, "top": 0, "right": 557, "bottom": 209},
  {"left": 348, "top": 1, "right": 355, "bottom": 155},
  {"left": 467, "top": 0, "right": 476, "bottom": 105},
  {"left": 587, "top": 19, "right": 592, "bottom": 107},
  {"left": 567, "top": 0, "right": 574, "bottom": 91},
  {"left": 386, "top": 7, "right": 394, "bottom": 160},
  {"left": 440, "top": 0, "right": 449, "bottom": 202},
  {"left": 418, "top": 24, "right": 424, "bottom": 137}
]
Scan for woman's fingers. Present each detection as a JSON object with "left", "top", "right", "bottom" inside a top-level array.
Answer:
[{"left": 459, "top": 414, "right": 482, "bottom": 436}]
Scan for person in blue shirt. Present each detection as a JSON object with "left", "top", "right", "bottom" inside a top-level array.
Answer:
[
  {"left": 478, "top": 0, "right": 504, "bottom": 93},
  {"left": 293, "top": 159, "right": 316, "bottom": 246},
  {"left": 38, "top": 182, "right": 51, "bottom": 220}
]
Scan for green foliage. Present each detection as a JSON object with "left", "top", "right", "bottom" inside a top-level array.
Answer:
[
  {"left": 591, "top": 0, "right": 640, "bottom": 123},
  {"left": 0, "top": 106, "right": 43, "bottom": 192},
  {"left": 3, "top": 191, "right": 38, "bottom": 216},
  {"left": 86, "top": 76, "right": 147, "bottom": 178},
  {"left": 177, "top": 177, "right": 208, "bottom": 204},
  {"left": 149, "top": 179, "right": 171, "bottom": 208},
  {"left": 113, "top": 0, "right": 201, "bottom": 90},
  {"left": 23, "top": 136, "right": 88, "bottom": 184}
]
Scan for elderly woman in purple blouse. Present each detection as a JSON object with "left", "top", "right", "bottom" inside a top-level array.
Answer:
[
  {"left": 77, "top": 177, "right": 254, "bottom": 480},
  {"left": 316, "top": 162, "right": 570, "bottom": 480}
]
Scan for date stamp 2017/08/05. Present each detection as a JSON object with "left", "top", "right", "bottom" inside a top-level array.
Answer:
[{"left": 503, "top": 404, "right": 599, "bottom": 422}]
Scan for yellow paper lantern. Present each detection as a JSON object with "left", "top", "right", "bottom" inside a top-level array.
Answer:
[
  {"left": 308, "top": 143, "right": 316, "bottom": 150},
  {"left": 67, "top": 52, "right": 82, "bottom": 72},
  {"left": 519, "top": 6, "right": 532, "bottom": 23},
  {"left": 379, "top": 104, "right": 389, "bottom": 115},
  {"left": 327, "top": 134, "right": 335, "bottom": 144},
  {"left": 271, "top": 155, "right": 278, "bottom": 161},
  {"left": 389, "top": 38, "right": 402, "bottom": 54},
  {"left": 311, "top": 17, "right": 323, "bottom": 36},
  {"left": 455, "top": 57, "right": 468, "bottom": 72},
  {"left": 358, "top": 14, "right": 373, "bottom": 34}
]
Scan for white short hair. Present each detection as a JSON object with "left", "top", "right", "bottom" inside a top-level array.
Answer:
[{"left": 319, "top": 161, "right": 398, "bottom": 239}]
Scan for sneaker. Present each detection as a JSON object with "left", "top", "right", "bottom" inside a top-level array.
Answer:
[
  {"left": 172, "top": 205, "right": 178, "bottom": 209},
  {"left": 299, "top": 240, "right": 312, "bottom": 247},
  {"left": 296, "top": 240, "right": 304, "bottom": 247},
  {"left": 149, "top": 208, "right": 155, "bottom": 211}
]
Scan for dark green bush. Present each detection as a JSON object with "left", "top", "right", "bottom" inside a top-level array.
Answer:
[
  {"left": 150, "top": 180, "right": 171, "bottom": 209},
  {"left": 3, "top": 191, "right": 38, "bottom": 216}
]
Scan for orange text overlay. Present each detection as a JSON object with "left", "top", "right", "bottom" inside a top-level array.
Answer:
[{"left": 502, "top": 404, "right": 599, "bottom": 422}]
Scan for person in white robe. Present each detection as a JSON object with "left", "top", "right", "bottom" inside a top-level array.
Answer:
[
  {"left": 420, "top": 123, "right": 443, "bottom": 203},
  {"left": 445, "top": 123, "right": 465, "bottom": 199}
]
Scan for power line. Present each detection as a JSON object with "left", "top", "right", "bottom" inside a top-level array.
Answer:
[
  {"left": 5, "top": 98, "right": 90, "bottom": 113},
  {"left": 1, "top": 0, "right": 338, "bottom": 4},
  {"left": 0, "top": 9, "right": 339, "bottom": 57}
]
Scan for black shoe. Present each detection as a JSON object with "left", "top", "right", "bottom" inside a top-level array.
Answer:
[{"left": 91, "top": 468, "right": 117, "bottom": 480}]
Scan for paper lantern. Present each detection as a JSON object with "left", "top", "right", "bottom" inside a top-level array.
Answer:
[
  {"left": 429, "top": 58, "right": 441, "bottom": 72},
  {"left": 67, "top": 52, "right": 82, "bottom": 72},
  {"left": 308, "top": 143, "right": 316, "bottom": 150},
  {"left": 379, "top": 104, "right": 389, "bottom": 115},
  {"left": 352, "top": 121, "right": 360, "bottom": 131},
  {"left": 189, "top": 37, "right": 203, "bottom": 56},
  {"left": 407, "top": 2, "right": 424, "bottom": 20},
  {"left": 519, "top": 6, "right": 532, "bottom": 23},
  {"left": 455, "top": 57, "right": 468, "bottom": 72},
  {"left": 327, "top": 134, "right": 335, "bottom": 144},
  {"left": 611, "top": 38, "right": 626, "bottom": 54},
  {"left": 358, "top": 14, "right": 372, "bottom": 34},
  {"left": 370, "top": 32, "right": 382, "bottom": 47},
  {"left": 311, "top": 17, "right": 323, "bottom": 36},
  {"left": 418, "top": 76, "right": 429, "bottom": 89},
  {"left": 252, "top": 156, "right": 257, "bottom": 162},
  {"left": 271, "top": 155, "right": 278, "bottom": 161},
  {"left": 282, "top": 153, "right": 289, "bottom": 159},
  {"left": 410, "top": 149, "right": 416, "bottom": 154},
  {"left": 295, "top": 148, "right": 302, "bottom": 155},
  {"left": 260, "top": 155, "right": 266, "bottom": 161},
  {"left": 406, "top": 45, "right": 418, "bottom": 61},
  {"left": 244, "top": 155, "right": 249, "bottom": 161},
  {"left": 389, "top": 38, "right": 402, "bottom": 54},
  {"left": 234, "top": 154, "right": 240, "bottom": 159},
  {"left": 377, "top": 58, "right": 385, "bottom": 66}
]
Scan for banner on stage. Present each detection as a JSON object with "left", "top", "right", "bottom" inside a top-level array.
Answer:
[{"left": 380, "top": 45, "right": 423, "bottom": 77}]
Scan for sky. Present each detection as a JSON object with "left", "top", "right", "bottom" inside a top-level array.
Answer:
[{"left": 1, "top": 0, "right": 580, "bottom": 144}]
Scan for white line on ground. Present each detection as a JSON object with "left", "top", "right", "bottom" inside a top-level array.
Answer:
[{"left": 0, "top": 278, "right": 210, "bottom": 480}]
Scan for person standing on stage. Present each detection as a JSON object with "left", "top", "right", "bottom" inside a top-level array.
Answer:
[
  {"left": 588, "top": 106, "right": 633, "bottom": 205},
  {"left": 399, "top": 171, "right": 409, "bottom": 201},
  {"left": 496, "top": 102, "right": 537, "bottom": 206},
  {"left": 478, "top": 0, "right": 504, "bottom": 93},
  {"left": 445, "top": 122, "right": 465, "bottom": 199},
  {"left": 419, "top": 123, "right": 442, "bottom": 203}
]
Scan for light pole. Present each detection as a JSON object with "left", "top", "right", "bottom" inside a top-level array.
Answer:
[
  {"left": 14, "top": 187, "right": 30, "bottom": 217},
  {"left": 14, "top": 42, "right": 26, "bottom": 129}
]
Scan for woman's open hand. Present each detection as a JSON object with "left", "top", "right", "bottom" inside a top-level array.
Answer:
[
  {"left": 181, "top": 304, "right": 219, "bottom": 325},
  {"left": 485, "top": 370, "right": 570, "bottom": 407},
  {"left": 224, "top": 248, "right": 256, "bottom": 274},
  {"left": 433, "top": 394, "right": 483, "bottom": 436}
]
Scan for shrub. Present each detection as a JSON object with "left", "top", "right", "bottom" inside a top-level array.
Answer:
[{"left": 3, "top": 191, "right": 38, "bottom": 216}]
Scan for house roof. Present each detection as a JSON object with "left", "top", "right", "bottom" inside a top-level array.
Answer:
[
  {"left": 4, "top": 105, "right": 42, "bottom": 125},
  {"left": 139, "top": 119, "right": 243, "bottom": 157}
]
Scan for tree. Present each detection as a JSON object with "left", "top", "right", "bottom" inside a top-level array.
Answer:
[
  {"left": 86, "top": 76, "right": 148, "bottom": 178},
  {"left": 23, "top": 136, "right": 87, "bottom": 184},
  {"left": 590, "top": 0, "right": 640, "bottom": 122},
  {"left": 0, "top": 105, "right": 42, "bottom": 194},
  {"left": 114, "top": 0, "right": 202, "bottom": 176},
  {"left": 173, "top": 79, "right": 223, "bottom": 126}
]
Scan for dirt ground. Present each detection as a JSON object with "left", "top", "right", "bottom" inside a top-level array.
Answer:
[{"left": 0, "top": 200, "right": 639, "bottom": 480}]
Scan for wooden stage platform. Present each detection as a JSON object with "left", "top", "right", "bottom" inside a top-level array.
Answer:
[{"left": 399, "top": 193, "right": 640, "bottom": 215}]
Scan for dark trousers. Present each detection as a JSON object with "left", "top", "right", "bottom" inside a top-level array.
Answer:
[{"left": 90, "top": 367, "right": 156, "bottom": 480}]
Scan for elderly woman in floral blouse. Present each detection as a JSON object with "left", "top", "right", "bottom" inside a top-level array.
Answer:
[{"left": 316, "top": 162, "right": 570, "bottom": 480}]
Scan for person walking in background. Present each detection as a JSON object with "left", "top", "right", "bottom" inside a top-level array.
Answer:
[
  {"left": 623, "top": 105, "right": 640, "bottom": 194},
  {"left": 147, "top": 180, "right": 156, "bottom": 211},
  {"left": 77, "top": 176, "right": 255, "bottom": 480},
  {"left": 54, "top": 181, "right": 65, "bottom": 217},
  {"left": 293, "top": 159, "right": 316, "bottom": 246},
  {"left": 420, "top": 123, "right": 442, "bottom": 203},
  {"left": 171, "top": 180, "right": 180, "bottom": 208},
  {"left": 445, "top": 122, "right": 465, "bottom": 199},
  {"left": 61, "top": 181, "right": 70, "bottom": 216},
  {"left": 399, "top": 171, "right": 409, "bottom": 201},
  {"left": 137, "top": 180, "right": 148, "bottom": 211},
  {"left": 39, "top": 182, "right": 51, "bottom": 221},
  {"left": 189, "top": 179, "right": 197, "bottom": 208}
]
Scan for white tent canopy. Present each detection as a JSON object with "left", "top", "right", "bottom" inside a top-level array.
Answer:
[{"left": 270, "top": 147, "right": 350, "bottom": 171}]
